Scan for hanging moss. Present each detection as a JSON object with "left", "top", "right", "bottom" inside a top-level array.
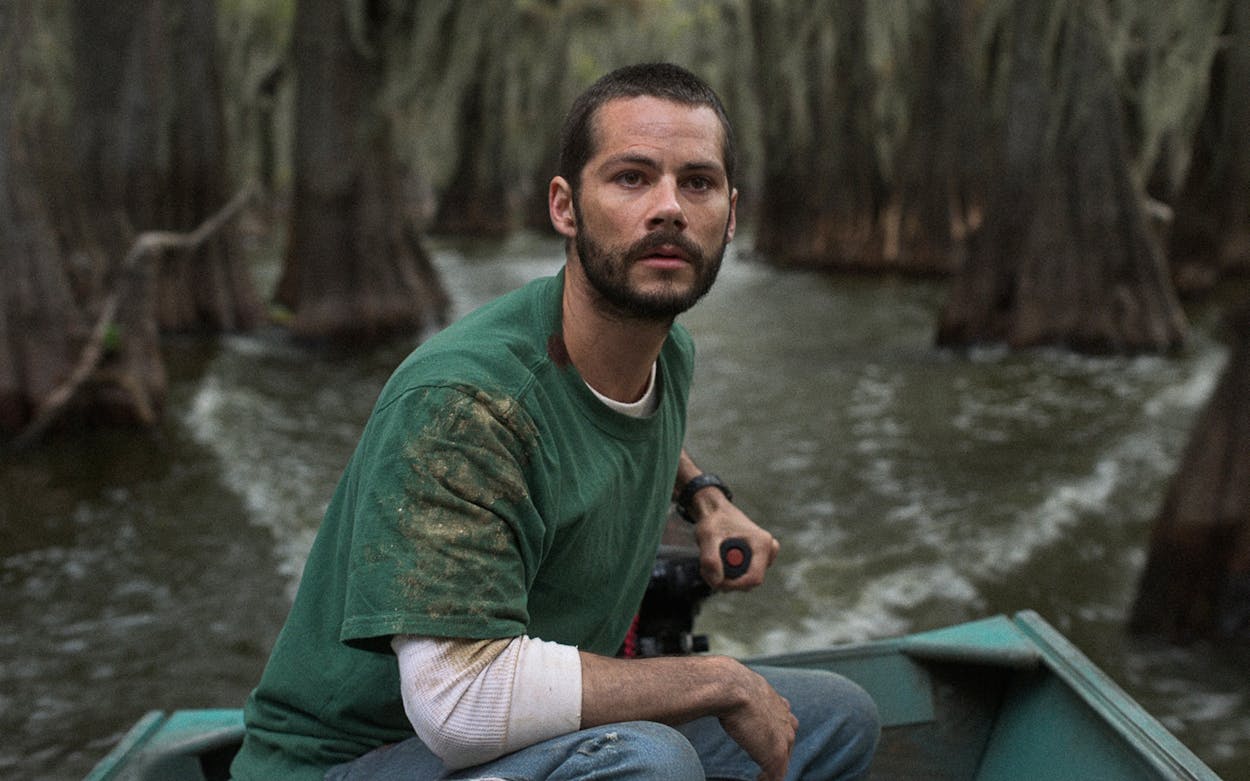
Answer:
[{"left": 1104, "top": 0, "right": 1228, "bottom": 196}]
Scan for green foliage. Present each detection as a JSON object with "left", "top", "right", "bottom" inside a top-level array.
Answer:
[
  {"left": 267, "top": 302, "right": 295, "bottom": 326},
  {"left": 1105, "top": 0, "right": 1230, "bottom": 193},
  {"left": 102, "top": 324, "right": 122, "bottom": 356},
  {"left": 217, "top": 0, "right": 296, "bottom": 185}
]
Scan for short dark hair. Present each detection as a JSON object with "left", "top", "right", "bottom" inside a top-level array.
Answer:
[{"left": 557, "top": 62, "right": 737, "bottom": 193}]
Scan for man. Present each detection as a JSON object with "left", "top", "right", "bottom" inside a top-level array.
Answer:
[{"left": 231, "top": 62, "right": 878, "bottom": 781}]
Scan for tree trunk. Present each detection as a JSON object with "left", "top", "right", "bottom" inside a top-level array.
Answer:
[
  {"left": 1130, "top": 299, "right": 1250, "bottom": 640},
  {"left": 2, "top": 1, "right": 175, "bottom": 439},
  {"left": 937, "top": 0, "right": 1188, "bottom": 353},
  {"left": 428, "top": 76, "right": 513, "bottom": 237},
  {"left": 882, "top": 0, "right": 978, "bottom": 275},
  {"left": 416, "top": 0, "right": 562, "bottom": 238},
  {"left": 0, "top": 3, "right": 83, "bottom": 433},
  {"left": 1168, "top": 1, "right": 1250, "bottom": 293},
  {"left": 749, "top": 0, "right": 886, "bottom": 269},
  {"left": 275, "top": 0, "right": 448, "bottom": 341},
  {"left": 150, "top": 0, "right": 263, "bottom": 333},
  {"left": 71, "top": 1, "right": 261, "bottom": 339},
  {"left": 66, "top": 0, "right": 194, "bottom": 424}
]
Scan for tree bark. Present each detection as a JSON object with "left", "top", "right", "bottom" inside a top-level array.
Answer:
[
  {"left": 64, "top": 0, "right": 175, "bottom": 426},
  {"left": 428, "top": 76, "right": 513, "bottom": 237},
  {"left": 0, "top": 3, "right": 82, "bottom": 433},
  {"left": 882, "top": 0, "right": 979, "bottom": 275},
  {"left": 2, "top": 1, "right": 174, "bottom": 439},
  {"left": 1168, "top": 1, "right": 1250, "bottom": 293},
  {"left": 151, "top": 0, "right": 264, "bottom": 332},
  {"left": 71, "top": 0, "right": 261, "bottom": 338},
  {"left": 937, "top": 0, "right": 1188, "bottom": 353},
  {"left": 1131, "top": 299, "right": 1250, "bottom": 640},
  {"left": 275, "top": 0, "right": 448, "bottom": 341},
  {"left": 749, "top": 0, "right": 886, "bottom": 269},
  {"left": 412, "top": 0, "right": 565, "bottom": 237}
]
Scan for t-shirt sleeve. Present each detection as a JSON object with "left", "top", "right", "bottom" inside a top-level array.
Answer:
[{"left": 338, "top": 384, "right": 544, "bottom": 650}]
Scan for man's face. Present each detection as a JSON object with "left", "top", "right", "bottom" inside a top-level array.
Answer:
[{"left": 567, "top": 96, "right": 737, "bottom": 321}]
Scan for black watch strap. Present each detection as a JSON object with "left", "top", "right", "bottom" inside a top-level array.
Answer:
[{"left": 676, "top": 473, "right": 733, "bottom": 524}]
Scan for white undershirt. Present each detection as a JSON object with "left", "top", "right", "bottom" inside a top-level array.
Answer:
[
  {"left": 392, "top": 364, "right": 658, "bottom": 768},
  {"left": 392, "top": 634, "right": 582, "bottom": 769},
  {"left": 585, "top": 361, "right": 659, "bottom": 417}
]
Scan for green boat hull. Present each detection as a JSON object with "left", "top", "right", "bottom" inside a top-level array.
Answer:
[{"left": 85, "top": 611, "right": 1220, "bottom": 780}]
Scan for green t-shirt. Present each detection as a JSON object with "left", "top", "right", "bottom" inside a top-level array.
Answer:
[{"left": 231, "top": 272, "right": 694, "bottom": 780}]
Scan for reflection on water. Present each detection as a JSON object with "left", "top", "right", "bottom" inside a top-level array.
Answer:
[{"left": 2, "top": 233, "right": 1248, "bottom": 780}]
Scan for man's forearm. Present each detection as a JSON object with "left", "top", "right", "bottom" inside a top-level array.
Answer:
[
  {"left": 579, "top": 651, "right": 743, "bottom": 728},
  {"left": 579, "top": 650, "right": 798, "bottom": 780},
  {"left": 674, "top": 448, "right": 703, "bottom": 498}
]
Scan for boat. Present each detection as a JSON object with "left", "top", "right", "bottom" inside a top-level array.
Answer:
[{"left": 84, "top": 609, "right": 1220, "bottom": 780}]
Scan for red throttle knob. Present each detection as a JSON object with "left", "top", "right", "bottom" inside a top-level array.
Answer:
[{"left": 720, "top": 538, "right": 752, "bottom": 580}]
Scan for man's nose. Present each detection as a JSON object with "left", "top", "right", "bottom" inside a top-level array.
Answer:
[{"left": 646, "top": 177, "right": 686, "bottom": 230}]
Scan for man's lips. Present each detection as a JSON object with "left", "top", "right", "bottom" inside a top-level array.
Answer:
[
  {"left": 638, "top": 256, "right": 689, "bottom": 271},
  {"left": 635, "top": 242, "right": 692, "bottom": 267}
]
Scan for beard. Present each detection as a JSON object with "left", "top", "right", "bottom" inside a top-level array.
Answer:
[{"left": 574, "top": 212, "right": 729, "bottom": 322}]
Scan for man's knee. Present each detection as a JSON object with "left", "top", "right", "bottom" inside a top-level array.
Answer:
[
  {"left": 565, "top": 721, "right": 703, "bottom": 780},
  {"left": 820, "top": 673, "right": 880, "bottom": 778},
  {"left": 833, "top": 676, "right": 881, "bottom": 768},
  {"left": 829, "top": 671, "right": 879, "bottom": 733},
  {"left": 811, "top": 670, "right": 879, "bottom": 749}
]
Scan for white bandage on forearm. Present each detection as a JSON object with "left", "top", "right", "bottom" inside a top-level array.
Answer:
[{"left": 391, "top": 633, "right": 582, "bottom": 770}]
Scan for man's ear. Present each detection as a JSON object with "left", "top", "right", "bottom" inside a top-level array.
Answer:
[
  {"left": 549, "top": 176, "right": 577, "bottom": 239},
  {"left": 727, "top": 187, "right": 738, "bottom": 242}
]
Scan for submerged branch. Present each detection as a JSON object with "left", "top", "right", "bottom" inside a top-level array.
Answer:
[{"left": 6, "top": 181, "right": 259, "bottom": 454}]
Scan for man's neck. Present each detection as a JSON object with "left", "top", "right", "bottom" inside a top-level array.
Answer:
[{"left": 560, "top": 262, "right": 672, "bottom": 403}]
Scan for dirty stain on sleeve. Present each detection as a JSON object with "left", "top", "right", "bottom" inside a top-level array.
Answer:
[{"left": 345, "top": 384, "right": 543, "bottom": 642}]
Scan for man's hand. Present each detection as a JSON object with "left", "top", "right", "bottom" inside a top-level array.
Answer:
[
  {"left": 717, "top": 661, "right": 798, "bottom": 780},
  {"left": 690, "top": 496, "right": 779, "bottom": 590},
  {"left": 675, "top": 450, "right": 780, "bottom": 590},
  {"left": 581, "top": 653, "right": 796, "bottom": 781}
]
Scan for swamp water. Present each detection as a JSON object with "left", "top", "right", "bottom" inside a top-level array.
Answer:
[{"left": 3, "top": 233, "right": 1247, "bottom": 779}]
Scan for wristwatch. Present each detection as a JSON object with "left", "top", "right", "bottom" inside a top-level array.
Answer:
[{"left": 676, "top": 473, "right": 733, "bottom": 523}]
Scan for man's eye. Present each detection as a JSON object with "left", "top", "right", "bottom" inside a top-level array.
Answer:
[
  {"left": 616, "top": 171, "right": 643, "bottom": 186},
  {"left": 686, "top": 176, "right": 713, "bottom": 191}
]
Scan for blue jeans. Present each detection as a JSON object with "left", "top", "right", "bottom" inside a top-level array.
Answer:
[{"left": 324, "top": 665, "right": 880, "bottom": 780}]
